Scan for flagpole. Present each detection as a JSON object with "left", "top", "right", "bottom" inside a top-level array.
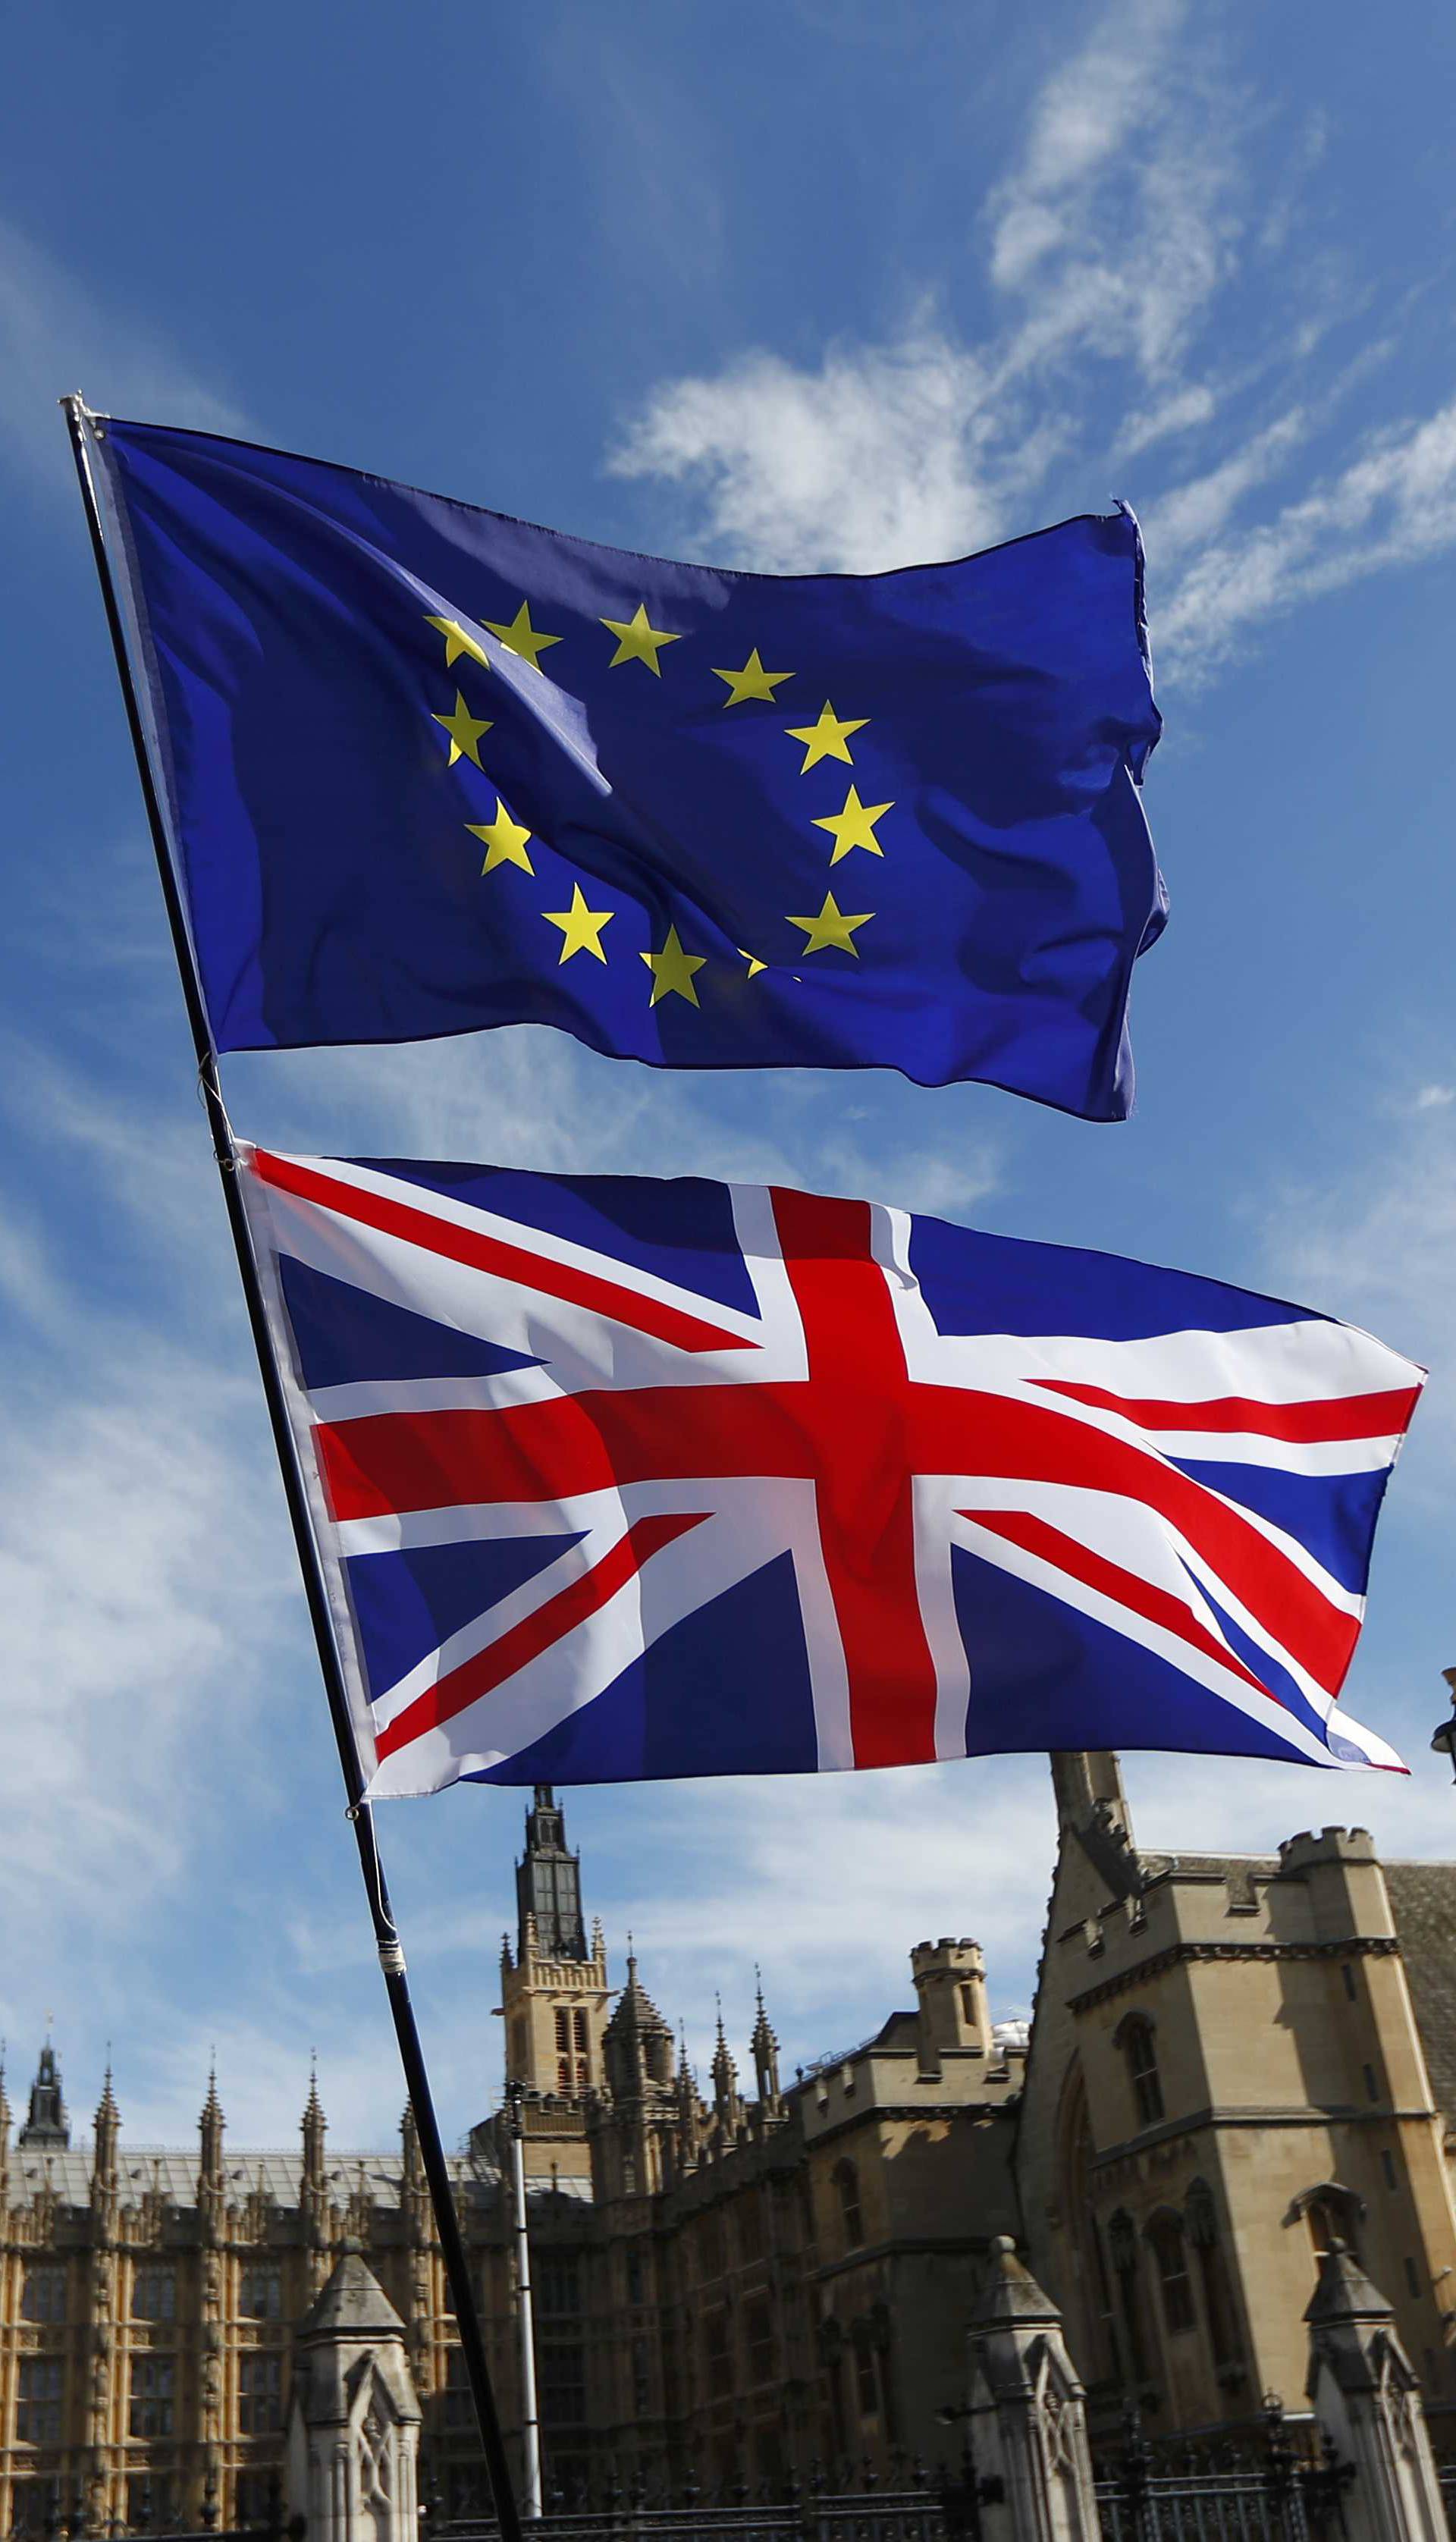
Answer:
[{"left": 61, "top": 393, "right": 524, "bottom": 2542}]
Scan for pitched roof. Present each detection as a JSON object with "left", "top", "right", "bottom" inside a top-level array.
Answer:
[{"left": 301, "top": 2245, "right": 404, "bottom": 2337}]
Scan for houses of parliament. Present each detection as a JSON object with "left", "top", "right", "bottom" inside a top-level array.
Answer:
[{"left": 3, "top": 1758, "right": 1456, "bottom": 2531}]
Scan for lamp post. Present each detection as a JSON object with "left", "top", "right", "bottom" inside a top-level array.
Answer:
[
  {"left": 505, "top": 2085, "right": 544, "bottom": 2521},
  {"left": 1430, "top": 1667, "right": 1456, "bottom": 1781}
]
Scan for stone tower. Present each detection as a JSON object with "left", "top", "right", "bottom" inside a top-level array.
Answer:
[{"left": 498, "top": 1785, "right": 612, "bottom": 2183}]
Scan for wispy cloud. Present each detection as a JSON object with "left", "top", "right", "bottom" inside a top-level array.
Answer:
[
  {"left": 610, "top": 0, "right": 1456, "bottom": 679},
  {"left": 1156, "top": 396, "right": 1456, "bottom": 675},
  {"left": 0, "top": 216, "right": 245, "bottom": 488},
  {"left": 1264, "top": 1080, "right": 1456, "bottom": 1492}
]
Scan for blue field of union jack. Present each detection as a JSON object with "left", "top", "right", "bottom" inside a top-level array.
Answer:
[{"left": 240, "top": 1147, "right": 1423, "bottom": 1796}]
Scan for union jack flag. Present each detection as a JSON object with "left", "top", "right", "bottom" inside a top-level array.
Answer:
[{"left": 240, "top": 1147, "right": 1421, "bottom": 1796}]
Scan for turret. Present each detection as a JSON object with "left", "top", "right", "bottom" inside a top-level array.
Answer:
[
  {"left": 604, "top": 1951, "right": 675, "bottom": 2098},
  {"left": 18, "top": 2039, "right": 69, "bottom": 2148},
  {"left": 912, "top": 1938, "right": 994, "bottom": 2071}
]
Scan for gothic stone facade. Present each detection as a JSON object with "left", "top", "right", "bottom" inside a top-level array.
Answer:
[
  {"left": 1018, "top": 1752, "right": 1456, "bottom": 2447},
  {"left": 0, "top": 1790, "right": 1025, "bottom": 2530},
  {"left": 4, "top": 1763, "right": 1456, "bottom": 2531}
]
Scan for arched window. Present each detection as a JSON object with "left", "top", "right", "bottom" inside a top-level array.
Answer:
[
  {"left": 851, "top": 2318, "right": 879, "bottom": 2417},
  {"left": 1147, "top": 2211, "right": 1194, "bottom": 2333},
  {"left": 833, "top": 2158, "right": 864, "bottom": 2250},
  {"left": 1107, "top": 2208, "right": 1147, "bottom": 2380},
  {"left": 1298, "top": 2183, "right": 1364, "bottom": 2264},
  {"left": 1056, "top": 2066, "right": 1116, "bottom": 2384},
  {"left": 1185, "top": 2180, "right": 1241, "bottom": 2369},
  {"left": 1119, "top": 2016, "right": 1164, "bottom": 2127}
]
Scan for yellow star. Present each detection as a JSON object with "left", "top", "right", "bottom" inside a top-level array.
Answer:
[
  {"left": 601, "top": 602, "right": 683, "bottom": 676},
  {"left": 544, "top": 883, "right": 614, "bottom": 963},
  {"left": 485, "top": 600, "right": 562, "bottom": 671},
  {"left": 786, "top": 892, "right": 874, "bottom": 956},
  {"left": 785, "top": 700, "right": 869, "bottom": 773},
  {"left": 812, "top": 783, "right": 893, "bottom": 865},
  {"left": 713, "top": 648, "right": 795, "bottom": 708},
  {"left": 425, "top": 615, "right": 490, "bottom": 670},
  {"left": 466, "top": 802, "right": 535, "bottom": 875},
  {"left": 640, "top": 924, "right": 707, "bottom": 1006},
  {"left": 737, "top": 948, "right": 767, "bottom": 979},
  {"left": 432, "top": 692, "right": 493, "bottom": 767}
]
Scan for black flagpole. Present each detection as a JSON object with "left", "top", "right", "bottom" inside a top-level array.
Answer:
[{"left": 61, "top": 394, "right": 526, "bottom": 2542}]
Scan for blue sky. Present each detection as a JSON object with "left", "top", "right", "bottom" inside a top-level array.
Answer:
[{"left": 3, "top": 0, "right": 1456, "bottom": 2154}]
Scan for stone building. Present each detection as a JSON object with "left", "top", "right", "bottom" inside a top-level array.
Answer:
[
  {"left": 1018, "top": 1753, "right": 1456, "bottom": 2447},
  {"left": 4, "top": 1759, "right": 1454, "bottom": 2532},
  {"left": 0, "top": 1787, "right": 1023, "bottom": 2530}
]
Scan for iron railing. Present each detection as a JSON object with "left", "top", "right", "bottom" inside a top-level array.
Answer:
[{"left": 1093, "top": 2399, "right": 1357, "bottom": 2542}]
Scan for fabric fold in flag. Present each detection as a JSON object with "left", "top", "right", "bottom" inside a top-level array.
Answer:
[
  {"left": 238, "top": 1145, "right": 1420, "bottom": 1797},
  {"left": 97, "top": 416, "right": 1165, "bottom": 1118}
]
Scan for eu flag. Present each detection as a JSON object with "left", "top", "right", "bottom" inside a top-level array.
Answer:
[{"left": 96, "top": 418, "right": 1166, "bottom": 1116}]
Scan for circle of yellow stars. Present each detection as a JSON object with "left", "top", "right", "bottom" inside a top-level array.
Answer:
[{"left": 423, "top": 601, "right": 894, "bottom": 1000}]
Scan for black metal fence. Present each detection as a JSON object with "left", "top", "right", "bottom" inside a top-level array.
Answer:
[
  {"left": 1092, "top": 2401, "right": 1358, "bottom": 2542},
  {"left": 429, "top": 2481, "right": 949, "bottom": 2542},
  {"left": 24, "top": 2419, "right": 1456, "bottom": 2542}
]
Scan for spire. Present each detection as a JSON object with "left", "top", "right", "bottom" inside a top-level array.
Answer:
[
  {"left": 303, "top": 2059, "right": 326, "bottom": 2183},
  {"left": 711, "top": 1998, "right": 742, "bottom": 2130},
  {"left": 199, "top": 2063, "right": 224, "bottom": 2184},
  {"left": 400, "top": 2100, "right": 425, "bottom": 2191},
  {"left": 18, "top": 2038, "right": 69, "bottom": 2149},
  {"left": 751, "top": 1969, "right": 781, "bottom": 2107},
  {"left": 676, "top": 2024, "right": 698, "bottom": 2126},
  {"left": 92, "top": 2066, "right": 120, "bottom": 2207},
  {"left": 516, "top": 1784, "right": 588, "bottom": 1961}
]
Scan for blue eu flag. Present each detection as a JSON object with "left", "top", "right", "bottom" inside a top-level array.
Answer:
[{"left": 97, "top": 419, "right": 1165, "bottom": 1116}]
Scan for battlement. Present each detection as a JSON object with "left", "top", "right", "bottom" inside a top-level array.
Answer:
[{"left": 1277, "top": 1825, "right": 1376, "bottom": 1871}]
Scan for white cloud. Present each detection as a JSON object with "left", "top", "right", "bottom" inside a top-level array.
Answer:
[
  {"left": 610, "top": 2, "right": 1453, "bottom": 676},
  {"left": 611, "top": 330, "right": 1002, "bottom": 575},
  {"left": 0, "top": 1345, "right": 294, "bottom": 1969}
]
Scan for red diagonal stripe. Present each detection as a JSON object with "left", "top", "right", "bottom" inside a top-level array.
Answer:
[
  {"left": 960, "top": 1508, "right": 1272, "bottom": 1700},
  {"left": 1035, "top": 1379, "right": 1421, "bottom": 1444},
  {"left": 373, "top": 1510, "right": 708, "bottom": 1762},
  {"left": 249, "top": 1149, "right": 755, "bottom": 1358},
  {"left": 915, "top": 1389, "right": 1358, "bottom": 1693}
]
